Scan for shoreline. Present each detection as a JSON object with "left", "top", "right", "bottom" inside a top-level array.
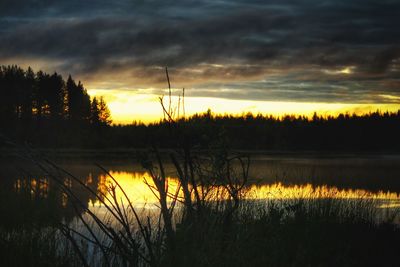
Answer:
[{"left": 1, "top": 147, "right": 400, "bottom": 161}]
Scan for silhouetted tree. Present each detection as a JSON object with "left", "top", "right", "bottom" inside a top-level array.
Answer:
[
  {"left": 21, "top": 67, "right": 35, "bottom": 122},
  {"left": 97, "top": 96, "right": 112, "bottom": 126},
  {"left": 66, "top": 76, "right": 91, "bottom": 122},
  {"left": 90, "top": 97, "right": 100, "bottom": 125},
  {"left": 0, "top": 66, "right": 25, "bottom": 121},
  {"left": 47, "top": 73, "right": 65, "bottom": 120},
  {"left": 78, "top": 81, "right": 92, "bottom": 122},
  {"left": 34, "top": 71, "right": 49, "bottom": 121},
  {"left": 0, "top": 66, "right": 15, "bottom": 123},
  {"left": 0, "top": 65, "right": 113, "bottom": 147}
]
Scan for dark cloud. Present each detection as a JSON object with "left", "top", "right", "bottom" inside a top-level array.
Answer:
[{"left": 0, "top": 0, "right": 399, "bottom": 103}]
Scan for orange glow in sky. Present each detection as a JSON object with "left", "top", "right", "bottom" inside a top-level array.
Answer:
[{"left": 88, "top": 89, "right": 400, "bottom": 124}]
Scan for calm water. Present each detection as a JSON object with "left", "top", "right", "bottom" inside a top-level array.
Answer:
[{"left": 1, "top": 154, "right": 400, "bottom": 226}]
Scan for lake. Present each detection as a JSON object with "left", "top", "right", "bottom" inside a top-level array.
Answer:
[{"left": 1, "top": 152, "right": 400, "bottom": 226}]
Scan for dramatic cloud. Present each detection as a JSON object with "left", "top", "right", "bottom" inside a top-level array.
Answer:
[{"left": 0, "top": 0, "right": 399, "bottom": 103}]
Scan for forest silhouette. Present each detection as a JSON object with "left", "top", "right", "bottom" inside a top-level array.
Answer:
[
  {"left": 1, "top": 65, "right": 400, "bottom": 151},
  {"left": 0, "top": 65, "right": 111, "bottom": 146}
]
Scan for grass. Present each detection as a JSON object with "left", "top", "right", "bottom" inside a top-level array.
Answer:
[
  {"left": 0, "top": 226, "right": 82, "bottom": 267},
  {"left": 158, "top": 196, "right": 400, "bottom": 267},
  {"left": 1, "top": 195, "right": 399, "bottom": 267}
]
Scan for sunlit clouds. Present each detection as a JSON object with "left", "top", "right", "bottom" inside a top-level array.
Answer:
[
  {"left": 323, "top": 66, "right": 356, "bottom": 75},
  {"left": 1, "top": 0, "right": 400, "bottom": 123}
]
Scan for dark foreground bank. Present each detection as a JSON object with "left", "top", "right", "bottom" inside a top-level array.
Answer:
[{"left": 1, "top": 197, "right": 399, "bottom": 267}]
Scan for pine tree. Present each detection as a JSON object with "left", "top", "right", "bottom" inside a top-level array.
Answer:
[
  {"left": 98, "top": 96, "right": 112, "bottom": 125},
  {"left": 21, "top": 67, "right": 35, "bottom": 121},
  {"left": 90, "top": 97, "right": 100, "bottom": 125},
  {"left": 48, "top": 72, "right": 65, "bottom": 119}
]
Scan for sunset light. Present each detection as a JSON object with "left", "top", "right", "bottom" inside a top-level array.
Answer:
[
  {"left": 88, "top": 88, "right": 400, "bottom": 124},
  {"left": 1, "top": 0, "right": 400, "bottom": 265}
]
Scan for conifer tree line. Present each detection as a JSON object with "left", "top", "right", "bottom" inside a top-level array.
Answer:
[
  {"left": 0, "top": 65, "right": 111, "bottom": 126},
  {"left": 1, "top": 65, "right": 399, "bottom": 151}
]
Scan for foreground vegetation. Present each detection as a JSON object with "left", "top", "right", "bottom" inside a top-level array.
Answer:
[{"left": 1, "top": 194, "right": 399, "bottom": 267}]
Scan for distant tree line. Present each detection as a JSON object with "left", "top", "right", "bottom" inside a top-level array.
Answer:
[
  {"left": 0, "top": 65, "right": 111, "bottom": 146},
  {"left": 1, "top": 65, "right": 400, "bottom": 151},
  {"left": 109, "top": 109, "right": 400, "bottom": 152}
]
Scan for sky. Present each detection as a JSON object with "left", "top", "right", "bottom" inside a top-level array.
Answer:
[{"left": 1, "top": 0, "right": 399, "bottom": 123}]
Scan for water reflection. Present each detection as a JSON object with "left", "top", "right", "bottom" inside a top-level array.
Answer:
[
  {"left": 95, "top": 171, "right": 400, "bottom": 209},
  {"left": 95, "top": 172, "right": 180, "bottom": 208},
  {"left": 1, "top": 159, "right": 400, "bottom": 228},
  {"left": 14, "top": 177, "right": 49, "bottom": 199}
]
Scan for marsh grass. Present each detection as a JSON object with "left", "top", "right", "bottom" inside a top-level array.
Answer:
[
  {"left": 0, "top": 226, "right": 82, "bottom": 267},
  {"left": 161, "top": 197, "right": 400, "bottom": 267}
]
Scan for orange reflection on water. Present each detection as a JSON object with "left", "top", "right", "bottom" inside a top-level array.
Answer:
[
  {"left": 246, "top": 183, "right": 400, "bottom": 201},
  {"left": 95, "top": 171, "right": 181, "bottom": 208},
  {"left": 93, "top": 171, "right": 400, "bottom": 208},
  {"left": 14, "top": 177, "right": 49, "bottom": 198}
]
